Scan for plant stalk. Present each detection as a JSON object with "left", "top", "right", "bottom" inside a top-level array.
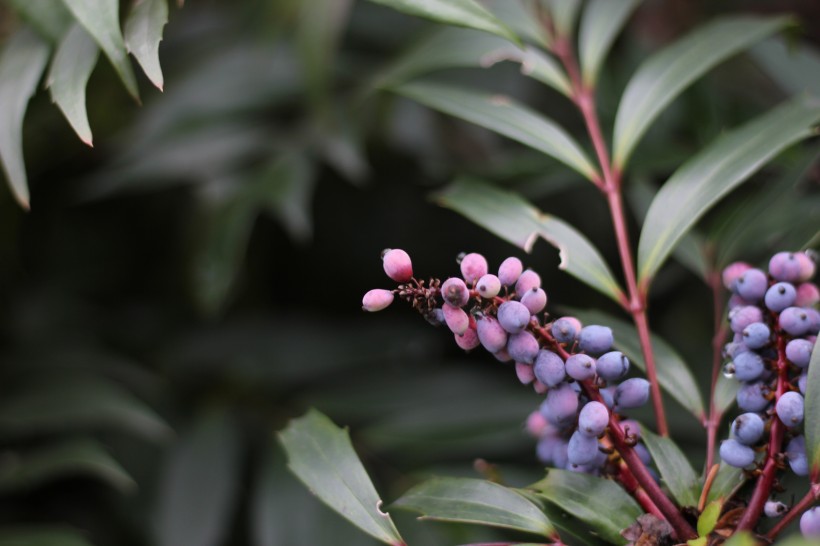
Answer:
[{"left": 764, "top": 482, "right": 820, "bottom": 541}]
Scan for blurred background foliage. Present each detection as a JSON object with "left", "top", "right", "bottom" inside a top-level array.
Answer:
[{"left": 0, "top": 0, "right": 818, "bottom": 544}]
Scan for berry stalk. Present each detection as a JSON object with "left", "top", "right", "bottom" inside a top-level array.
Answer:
[{"left": 765, "top": 482, "right": 820, "bottom": 540}]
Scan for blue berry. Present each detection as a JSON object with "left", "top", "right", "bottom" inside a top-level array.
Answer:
[
  {"left": 459, "top": 252, "right": 488, "bottom": 284},
  {"left": 801, "top": 507, "right": 820, "bottom": 537},
  {"left": 730, "top": 306, "right": 763, "bottom": 334},
  {"left": 507, "top": 330, "right": 539, "bottom": 364},
  {"left": 567, "top": 430, "right": 599, "bottom": 466},
  {"left": 578, "top": 401, "right": 609, "bottom": 437},
  {"left": 498, "top": 257, "right": 523, "bottom": 286},
  {"left": 476, "top": 315, "right": 508, "bottom": 353},
  {"left": 730, "top": 413, "right": 765, "bottom": 446},
  {"left": 741, "top": 322, "right": 770, "bottom": 350},
  {"left": 764, "top": 500, "right": 788, "bottom": 518},
  {"left": 599, "top": 386, "right": 615, "bottom": 409},
  {"left": 476, "top": 274, "right": 501, "bottom": 298},
  {"left": 515, "top": 270, "right": 541, "bottom": 298},
  {"left": 786, "top": 338, "right": 813, "bottom": 368},
  {"left": 769, "top": 251, "right": 802, "bottom": 283},
  {"left": 779, "top": 307, "right": 812, "bottom": 336},
  {"left": 536, "top": 435, "right": 561, "bottom": 465},
  {"left": 596, "top": 351, "right": 630, "bottom": 381},
  {"left": 441, "top": 277, "right": 469, "bottom": 307},
  {"left": 764, "top": 282, "right": 796, "bottom": 312},
  {"left": 786, "top": 436, "right": 808, "bottom": 476},
  {"left": 541, "top": 383, "right": 579, "bottom": 428},
  {"left": 497, "top": 301, "right": 531, "bottom": 333},
  {"left": 565, "top": 353, "right": 596, "bottom": 381},
  {"left": 732, "top": 351, "right": 765, "bottom": 382},
  {"left": 735, "top": 268, "right": 768, "bottom": 301},
  {"left": 799, "top": 371, "right": 807, "bottom": 395},
  {"left": 722, "top": 261, "right": 752, "bottom": 290},
  {"left": 619, "top": 419, "right": 642, "bottom": 441},
  {"left": 520, "top": 287, "right": 547, "bottom": 314},
  {"left": 736, "top": 381, "right": 772, "bottom": 412},
  {"left": 720, "top": 439, "right": 756, "bottom": 468},
  {"left": 614, "top": 378, "right": 650, "bottom": 410},
  {"left": 552, "top": 317, "right": 581, "bottom": 344},
  {"left": 534, "top": 350, "right": 566, "bottom": 387},
  {"left": 775, "top": 391, "right": 804, "bottom": 427},
  {"left": 578, "top": 325, "right": 614, "bottom": 355},
  {"left": 634, "top": 443, "right": 651, "bottom": 465}
]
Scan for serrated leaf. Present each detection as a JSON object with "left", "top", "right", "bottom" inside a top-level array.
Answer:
[
  {"left": 434, "top": 178, "right": 624, "bottom": 303},
  {"left": 393, "top": 477, "right": 553, "bottom": 536},
  {"left": 0, "top": 438, "right": 135, "bottom": 494},
  {"left": 706, "top": 463, "right": 745, "bottom": 505},
  {"left": 578, "top": 0, "right": 642, "bottom": 87},
  {"left": 7, "top": 0, "right": 74, "bottom": 42},
  {"left": 640, "top": 426, "right": 699, "bottom": 507},
  {"left": 541, "top": 0, "right": 581, "bottom": 38},
  {"left": 697, "top": 501, "right": 721, "bottom": 536},
  {"left": 530, "top": 469, "right": 642, "bottom": 545},
  {"left": 47, "top": 23, "right": 99, "bottom": 146},
  {"left": 0, "top": 529, "right": 95, "bottom": 546},
  {"left": 0, "top": 28, "right": 50, "bottom": 209},
  {"left": 368, "top": 0, "right": 520, "bottom": 44},
  {"left": 637, "top": 96, "right": 820, "bottom": 285},
  {"left": 279, "top": 409, "right": 404, "bottom": 546},
  {"left": 393, "top": 82, "right": 597, "bottom": 179},
  {"left": 155, "top": 412, "right": 241, "bottom": 546},
  {"left": 124, "top": 0, "right": 168, "bottom": 91},
  {"left": 751, "top": 37, "right": 820, "bottom": 98},
  {"left": 61, "top": 0, "right": 139, "bottom": 99},
  {"left": 613, "top": 16, "right": 792, "bottom": 168},
  {"left": 805, "top": 336, "right": 820, "bottom": 473},
  {"left": 565, "top": 307, "right": 705, "bottom": 419}
]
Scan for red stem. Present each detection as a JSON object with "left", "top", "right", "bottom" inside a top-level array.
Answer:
[
  {"left": 765, "top": 482, "right": 820, "bottom": 541},
  {"left": 704, "top": 267, "right": 729, "bottom": 472},
  {"left": 616, "top": 460, "right": 666, "bottom": 520}
]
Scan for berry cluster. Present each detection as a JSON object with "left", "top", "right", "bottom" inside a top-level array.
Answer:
[{"left": 363, "top": 249, "right": 653, "bottom": 476}]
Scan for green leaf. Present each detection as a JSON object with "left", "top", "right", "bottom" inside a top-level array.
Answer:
[
  {"left": 393, "top": 477, "right": 553, "bottom": 536},
  {"left": 61, "top": 0, "right": 140, "bottom": 99},
  {"left": 155, "top": 412, "right": 242, "bottom": 546},
  {"left": 805, "top": 336, "right": 820, "bottom": 473},
  {"left": 0, "top": 28, "right": 50, "bottom": 210},
  {"left": 278, "top": 409, "right": 405, "bottom": 546},
  {"left": 0, "top": 529, "right": 95, "bottom": 546},
  {"left": 7, "top": 0, "right": 74, "bottom": 42},
  {"left": 565, "top": 307, "right": 705, "bottom": 419},
  {"left": 613, "top": 16, "right": 792, "bottom": 168},
  {"left": 124, "top": 0, "right": 168, "bottom": 91},
  {"left": 706, "top": 463, "right": 745, "bottom": 505},
  {"left": 368, "top": 0, "right": 520, "bottom": 44},
  {"left": 0, "top": 438, "right": 135, "bottom": 494},
  {"left": 482, "top": 0, "right": 549, "bottom": 48},
  {"left": 637, "top": 96, "right": 820, "bottom": 284},
  {"left": 722, "top": 532, "right": 757, "bottom": 546},
  {"left": 0, "top": 374, "right": 171, "bottom": 441},
  {"left": 530, "top": 469, "right": 642, "bottom": 545},
  {"left": 640, "top": 426, "right": 699, "bottom": 507},
  {"left": 393, "top": 82, "right": 597, "bottom": 180},
  {"left": 46, "top": 23, "right": 99, "bottom": 146},
  {"left": 697, "top": 501, "right": 721, "bottom": 536},
  {"left": 578, "top": 0, "right": 642, "bottom": 87},
  {"left": 751, "top": 37, "right": 820, "bottom": 98},
  {"left": 713, "top": 374, "right": 739, "bottom": 416},
  {"left": 542, "top": 0, "right": 581, "bottom": 38},
  {"left": 774, "top": 537, "right": 820, "bottom": 546},
  {"left": 434, "top": 178, "right": 624, "bottom": 303}
]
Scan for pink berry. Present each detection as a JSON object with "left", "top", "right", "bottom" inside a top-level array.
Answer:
[
  {"left": 382, "top": 248, "right": 413, "bottom": 282},
  {"left": 476, "top": 274, "right": 501, "bottom": 298},
  {"left": 454, "top": 327, "right": 480, "bottom": 351},
  {"left": 498, "top": 257, "right": 523, "bottom": 286},
  {"left": 796, "top": 282, "right": 820, "bottom": 307},
  {"left": 362, "top": 289, "right": 394, "bottom": 312},
  {"left": 476, "top": 315, "right": 507, "bottom": 353},
  {"left": 521, "top": 287, "right": 548, "bottom": 314},
  {"left": 516, "top": 362, "right": 535, "bottom": 385},
  {"left": 441, "top": 277, "right": 469, "bottom": 307},
  {"left": 533, "top": 380, "right": 548, "bottom": 394},
  {"left": 525, "top": 410, "right": 547, "bottom": 437},
  {"left": 722, "top": 261, "right": 752, "bottom": 290},
  {"left": 459, "top": 252, "right": 488, "bottom": 285},
  {"left": 795, "top": 251, "right": 816, "bottom": 282},
  {"left": 443, "top": 303, "right": 469, "bottom": 335},
  {"left": 515, "top": 270, "right": 541, "bottom": 298},
  {"left": 769, "top": 252, "right": 802, "bottom": 283}
]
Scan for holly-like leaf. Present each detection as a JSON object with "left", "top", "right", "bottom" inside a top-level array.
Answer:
[
  {"left": 565, "top": 307, "right": 705, "bottom": 420},
  {"left": 434, "top": 177, "right": 624, "bottom": 303},
  {"left": 0, "top": 28, "right": 50, "bottom": 209},
  {"left": 61, "top": 0, "right": 140, "bottom": 99},
  {"left": 530, "top": 469, "right": 642, "bottom": 545},
  {"left": 393, "top": 477, "right": 553, "bottom": 536},
  {"left": 805, "top": 336, "right": 820, "bottom": 473},
  {"left": 367, "top": 0, "right": 520, "bottom": 44},
  {"left": 124, "top": 0, "right": 168, "bottom": 91},
  {"left": 637, "top": 96, "right": 820, "bottom": 285},
  {"left": 578, "top": 0, "right": 642, "bottom": 87},
  {"left": 640, "top": 426, "right": 700, "bottom": 508},
  {"left": 613, "top": 16, "right": 791, "bottom": 168},
  {"left": 393, "top": 82, "right": 598, "bottom": 181},
  {"left": 279, "top": 409, "right": 405, "bottom": 546},
  {"left": 47, "top": 23, "right": 99, "bottom": 146}
]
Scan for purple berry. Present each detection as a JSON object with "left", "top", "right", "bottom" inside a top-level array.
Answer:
[
  {"left": 578, "top": 325, "right": 614, "bottom": 355},
  {"left": 775, "top": 391, "right": 804, "bottom": 427},
  {"left": 498, "top": 257, "right": 523, "bottom": 286},
  {"left": 769, "top": 251, "right": 802, "bottom": 282},
  {"left": 521, "top": 287, "right": 548, "bottom": 314},
  {"left": 515, "top": 270, "right": 541, "bottom": 298},
  {"left": 476, "top": 315, "right": 508, "bottom": 353},
  {"left": 801, "top": 507, "right": 820, "bottom": 537},
  {"left": 534, "top": 350, "right": 566, "bottom": 387},
  {"left": 764, "top": 282, "right": 796, "bottom": 312},
  {"left": 720, "top": 439, "right": 756, "bottom": 468},
  {"left": 443, "top": 303, "right": 469, "bottom": 335},
  {"left": 732, "top": 351, "right": 765, "bottom": 382},
  {"left": 786, "top": 338, "right": 813, "bottom": 368},
  {"left": 599, "top": 387, "right": 615, "bottom": 409},
  {"left": 614, "top": 378, "right": 650, "bottom": 410},
  {"left": 459, "top": 252, "right": 488, "bottom": 285},
  {"left": 536, "top": 435, "right": 562, "bottom": 464},
  {"left": 552, "top": 317, "right": 581, "bottom": 344},
  {"left": 737, "top": 381, "right": 772, "bottom": 412},
  {"left": 729, "top": 305, "right": 763, "bottom": 334},
  {"left": 735, "top": 268, "right": 768, "bottom": 301},
  {"left": 362, "top": 289, "right": 394, "bottom": 311},
  {"left": 741, "top": 322, "right": 770, "bottom": 350},
  {"left": 799, "top": 371, "right": 807, "bottom": 395},
  {"left": 619, "top": 419, "right": 642, "bottom": 441},
  {"left": 634, "top": 443, "right": 651, "bottom": 465},
  {"left": 722, "top": 261, "right": 752, "bottom": 290},
  {"left": 454, "top": 328, "right": 480, "bottom": 351},
  {"left": 498, "top": 301, "right": 531, "bottom": 333},
  {"left": 552, "top": 439, "right": 569, "bottom": 468},
  {"left": 779, "top": 306, "right": 812, "bottom": 336},
  {"left": 578, "top": 401, "right": 609, "bottom": 437},
  {"left": 508, "top": 330, "right": 539, "bottom": 364},
  {"left": 730, "top": 413, "right": 765, "bottom": 445},
  {"left": 596, "top": 351, "right": 630, "bottom": 381},
  {"left": 568, "top": 430, "right": 599, "bottom": 466},
  {"left": 381, "top": 248, "right": 413, "bottom": 282},
  {"left": 515, "top": 362, "right": 535, "bottom": 385},
  {"left": 786, "top": 436, "right": 808, "bottom": 476},
  {"left": 494, "top": 347, "right": 512, "bottom": 362},
  {"left": 533, "top": 380, "right": 548, "bottom": 394},
  {"left": 441, "top": 277, "right": 469, "bottom": 307},
  {"left": 526, "top": 410, "right": 548, "bottom": 437},
  {"left": 541, "top": 383, "right": 579, "bottom": 428},
  {"left": 476, "top": 274, "right": 501, "bottom": 298},
  {"left": 565, "top": 353, "right": 596, "bottom": 381}
]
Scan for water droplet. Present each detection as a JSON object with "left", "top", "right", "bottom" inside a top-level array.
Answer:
[{"left": 723, "top": 363, "right": 736, "bottom": 379}]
